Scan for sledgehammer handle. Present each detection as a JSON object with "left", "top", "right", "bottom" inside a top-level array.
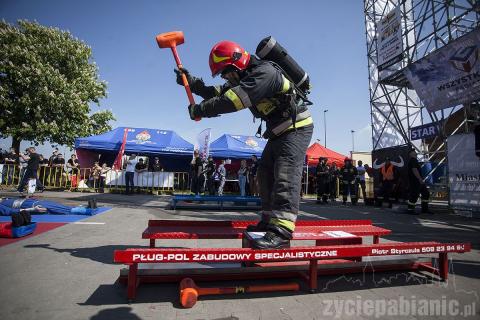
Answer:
[{"left": 171, "top": 46, "right": 201, "bottom": 121}]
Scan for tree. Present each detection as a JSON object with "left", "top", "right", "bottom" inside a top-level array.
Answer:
[{"left": 0, "top": 20, "right": 115, "bottom": 151}]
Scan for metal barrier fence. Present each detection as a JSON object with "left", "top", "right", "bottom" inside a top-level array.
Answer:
[
  {"left": 301, "top": 177, "right": 375, "bottom": 199},
  {"left": 0, "top": 164, "right": 190, "bottom": 194}
]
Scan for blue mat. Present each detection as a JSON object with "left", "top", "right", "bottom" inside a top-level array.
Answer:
[{"left": 0, "top": 207, "right": 112, "bottom": 223}]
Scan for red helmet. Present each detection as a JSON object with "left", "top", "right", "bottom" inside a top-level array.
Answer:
[
  {"left": 344, "top": 157, "right": 351, "bottom": 162},
  {"left": 209, "top": 41, "right": 250, "bottom": 77}
]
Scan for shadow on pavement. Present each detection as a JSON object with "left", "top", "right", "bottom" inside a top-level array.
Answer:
[
  {"left": 90, "top": 306, "right": 141, "bottom": 320},
  {"left": 81, "top": 271, "right": 431, "bottom": 308},
  {"left": 23, "top": 244, "right": 184, "bottom": 265}
]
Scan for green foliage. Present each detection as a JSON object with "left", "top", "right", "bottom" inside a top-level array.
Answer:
[{"left": 0, "top": 20, "right": 115, "bottom": 148}]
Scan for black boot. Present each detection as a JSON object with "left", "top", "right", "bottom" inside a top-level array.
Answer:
[
  {"left": 250, "top": 224, "right": 292, "bottom": 249},
  {"left": 421, "top": 202, "right": 430, "bottom": 214},
  {"left": 246, "top": 220, "right": 269, "bottom": 232}
]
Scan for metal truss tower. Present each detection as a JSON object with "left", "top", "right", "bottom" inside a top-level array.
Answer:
[{"left": 364, "top": 0, "right": 479, "bottom": 187}]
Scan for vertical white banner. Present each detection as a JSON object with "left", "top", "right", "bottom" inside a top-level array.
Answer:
[
  {"left": 377, "top": 6, "right": 403, "bottom": 68},
  {"left": 448, "top": 133, "right": 480, "bottom": 215},
  {"left": 197, "top": 128, "right": 212, "bottom": 160}
]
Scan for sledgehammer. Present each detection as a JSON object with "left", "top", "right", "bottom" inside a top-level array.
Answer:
[
  {"left": 179, "top": 277, "right": 300, "bottom": 308},
  {"left": 155, "top": 31, "right": 200, "bottom": 121}
]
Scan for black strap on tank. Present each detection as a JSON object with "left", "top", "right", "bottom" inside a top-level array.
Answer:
[{"left": 268, "top": 61, "right": 313, "bottom": 106}]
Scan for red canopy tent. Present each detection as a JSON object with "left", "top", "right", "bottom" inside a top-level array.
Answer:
[{"left": 306, "top": 143, "right": 346, "bottom": 167}]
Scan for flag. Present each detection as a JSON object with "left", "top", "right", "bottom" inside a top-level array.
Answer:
[
  {"left": 113, "top": 128, "right": 129, "bottom": 170},
  {"left": 197, "top": 128, "right": 212, "bottom": 160}
]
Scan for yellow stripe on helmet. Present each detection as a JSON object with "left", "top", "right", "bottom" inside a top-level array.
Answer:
[{"left": 212, "top": 53, "right": 230, "bottom": 63}]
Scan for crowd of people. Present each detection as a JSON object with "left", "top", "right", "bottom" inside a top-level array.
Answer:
[
  {"left": 313, "top": 157, "right": 363, "bottom": 205},
  {"left": 0, "top": 147, "right": 109, "bottom": 191},
  {"left": 189, "top": 151, "right": 259, "bottom": 197},
  {"left": 1, "top": 147, "right": 430, "bottom": 214},
  {"left": 0, "top": 147, "right": 69, "bottom": 190},
  {"left": 313, "top": 150, "right": 430, "bottom": 214}
]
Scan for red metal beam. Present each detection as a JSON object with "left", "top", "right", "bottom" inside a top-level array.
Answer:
[
  {"left": 147, "top": 219, "right": 374, "bottom": 227},
  {"left": 143, "top": 221, "right": 390, "bottom": 240},
  {"left": 114, "top": 242, "right": 470, "bottom": 264}
]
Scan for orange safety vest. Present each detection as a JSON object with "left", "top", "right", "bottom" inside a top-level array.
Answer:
[{"left": 381, "top": 164, "right": 394, "bottom": 181}]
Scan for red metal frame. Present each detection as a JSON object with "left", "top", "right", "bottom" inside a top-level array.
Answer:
[
  {"left": 114, "top": 242, "right": 470, "bottom": 264},
  {"left": 115, "top": 241, "right": 470, "bottom": 301},
  {"left": 115, "top": 219, "right": 471, "bottom": 304},
  {"left": 143, "top": 219, "right": 390, "bottom": 247}
]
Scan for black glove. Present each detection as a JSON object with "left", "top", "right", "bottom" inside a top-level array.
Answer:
[
  {"left": 188, "top": 103, "right": 221, "bottom": 120},
  {"left": 174, "top": 67, "right": 194, "bottom": 86},
  {"left": 188, "top": 104, "right": 203, "bottom": 120}
]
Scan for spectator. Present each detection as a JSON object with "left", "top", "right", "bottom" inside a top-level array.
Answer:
[
  {"left": 316, "top": 157, "right": 330, "bottom": 204},
  {"left": 205, "top": 155, "right": 216, "bottom": 195},
  {"left": 407, "top": 148, "right": 430, "bottom": 214},
  {"left": 124, "top": 154, "right": 138, "bottom": 195},
  {"left": 150, "top": 157, "right": 163, "bottom": 172},
  {"left": 249, "top": 155, "right": 259, "bottom": 196},
  {"left": 356, "top": 160, "right": 367, "bottom": 202},
  {"left": 18, "top": 148, "right": 29, "bottom": 180},
  {"left": 67, "top": 154, "right": 80, "bottom": 189},
  {"left": 340, "top": 158, "right": 358, "bottom": 205},
  {"left": 190, "top": 150, "right": 204, "bottom": 195},
  {"left": 329, "top": 163, "right": 339, "bottom": 201},
  {"left": 135, "top": 158, "right": 148, "bottom": 173},
  {"left": 215, "top": 160, "right": 226, "bottom": 196},
  {"left": 52, "top": 153, "right": 66, "bottom": 186},
  {"left": 90, "top": 161, "right": 102, "bottom": 188},
  {"left": 48, "top": 148, "right": 59, "bottom": 166},
  {"left": 135, "top": 158, "right": 147, "bottom": 193},
  {"left": 67, "top": 154, "right": 80, "bottom": 175},
  {"left": 17, "top": 147, "right": 44, "bottom": 194},
  {"left": 376, "top": 157, "right": 397, "bottom": 209},
  {"left": 2, "top": 147, "right": 18, "bottom": 185},
  {"left": 99, "top": 163, "right": 111, "bottom": 189},
  {"left": 238, "top": 159, "right": 248, "bottom": 197}
]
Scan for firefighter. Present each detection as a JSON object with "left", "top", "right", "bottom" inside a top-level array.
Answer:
[
  {"left": 329, "top": 162, "right": 339, "bottom": 202},
  {"left": 340, "top": 157, "right": 358, "bottom": 205},
  {"left": 175, "top": 41, "right": 313, "bottom": 249},
  {"left": 407, "top": 148, "right": 430, "bottom": 214},
  {"left": 315, "top": 158, "right": 330, "bottom": 204},
  {"left": 376, "top": 157, "right": 396, "bottom": 208}
]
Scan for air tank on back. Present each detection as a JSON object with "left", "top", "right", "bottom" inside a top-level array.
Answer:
[{"left": 256, "top": 36, "right": 310, "bottom": 94}]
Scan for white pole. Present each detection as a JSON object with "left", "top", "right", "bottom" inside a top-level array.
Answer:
[{"left": 306, "top": 164, "right": 309, "bottom": 195}]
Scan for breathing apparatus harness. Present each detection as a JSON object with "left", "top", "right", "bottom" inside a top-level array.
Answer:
[{"left": 254, "top": 61, "right": 313, "bottom": 139}]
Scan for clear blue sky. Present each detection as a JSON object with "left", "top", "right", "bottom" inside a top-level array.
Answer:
[{"left": 1, "top": 0, "right": 372, "bottom": 156}]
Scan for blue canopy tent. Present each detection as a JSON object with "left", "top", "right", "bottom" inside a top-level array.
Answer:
[
  {"left": 74, "top": 127, "right": 194, "bottom": 171},
  {"left": 209, "top": 134, "right": 267, "bottom": 159}
]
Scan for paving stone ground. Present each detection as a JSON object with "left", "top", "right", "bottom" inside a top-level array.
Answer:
[{"left": 0, "top": 191, "right": 478, "bottom": 319}]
